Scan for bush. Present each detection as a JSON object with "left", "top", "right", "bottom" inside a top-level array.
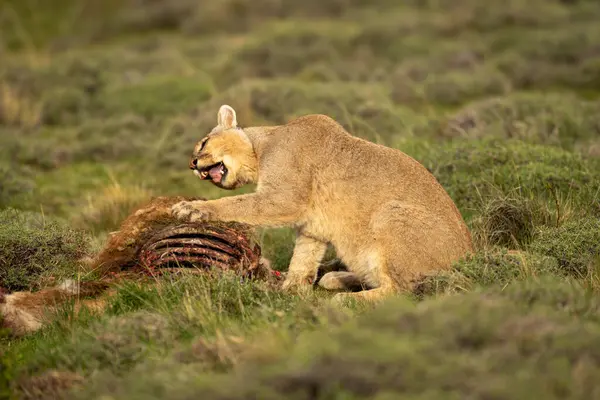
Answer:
[
  {"left": 182, "top": 0, "right": 397, "bottom": 35},
  {"left": 0, "top": 209, "right": 90, "bottom": 291},
  {"left": 529, "top": 218, "right": 600, "bottom": 277},
  {"left": 420, "top": 67, "right": 511, "bottom": 106},
  {"left": 405, "top": 138, "right": 600, "bottom": 217},
  {"left": 52, "top": 312, "right": 175, "bottom": 374},
  {"left": 485, "top": 276, "right": 600, "bottom": 323},
  {"left": 220, "top": 22, "right": 359, "bottom": 82}
]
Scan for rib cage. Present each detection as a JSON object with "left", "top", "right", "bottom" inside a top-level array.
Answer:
[{"left": 137, "top": 223, "right": 262, "bottom": 275}]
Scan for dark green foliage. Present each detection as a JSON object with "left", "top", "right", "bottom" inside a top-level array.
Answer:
[
  {"left": 0, "top": 58, "right": 105, "bottom": 127},
  {"left": 256, "top": 228, "right": 296, "bottom": 272},
  {"left": 419, "top": 67, "right": 511, "bottom": 106},
  {"left": 39, "top": 312, "right": 176, "bottom": 374},
  {"left": 0, "top": 209, "right": 89, "bottom": 291}
]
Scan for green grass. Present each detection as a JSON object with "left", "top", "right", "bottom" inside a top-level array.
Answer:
[
  {"left": 69, "top": 279, "right": 600, "bottom": 399},
  {"left": 400, "top": 137, "right": 600, "bottom": 219},
  {"left": 2, "top": 0, "right": 600, "bottom": 398},
  {"left": 530, "top": 218, "right": 600, "bottom": 278},
  {"left": 441, "top": 93, "right": 600, "bottom": 150}
]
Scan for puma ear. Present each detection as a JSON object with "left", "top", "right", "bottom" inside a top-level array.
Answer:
[{"left": 217, "top": 104, "right": 237, "bottom": 129}]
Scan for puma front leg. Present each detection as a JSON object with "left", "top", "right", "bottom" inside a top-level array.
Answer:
[
  {"left": 282, "top": 233, "right": 328, "bottom": 293},
  {"left": 171, "top": 191, "right": 304, "bottom": 228}
]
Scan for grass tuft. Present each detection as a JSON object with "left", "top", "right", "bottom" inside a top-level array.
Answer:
[{"left": 471, "top": 195, "right": 538, "bottom": 249}]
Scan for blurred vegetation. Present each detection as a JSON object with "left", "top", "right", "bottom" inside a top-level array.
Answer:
[
  {"left": 49, "top": 279, "right": 600, "bottom": 400},
  {"left": 1, "top": 0, "right": 600, "bottom": 398}
]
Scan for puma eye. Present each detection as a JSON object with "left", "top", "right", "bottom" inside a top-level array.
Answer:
[{"left": 199, "top": 138, "right": 208, "bottom": 152}]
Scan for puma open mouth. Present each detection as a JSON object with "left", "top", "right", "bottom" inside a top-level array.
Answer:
[{"left": 197, "top": 162, "right": 227, "bottom": 184}]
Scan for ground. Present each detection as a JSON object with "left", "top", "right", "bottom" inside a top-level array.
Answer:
[{"left": 1, "top": 0, "right": 600, "bottom": 399}]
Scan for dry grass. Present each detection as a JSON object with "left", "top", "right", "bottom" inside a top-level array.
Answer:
[
  {"left": 74, "top": 181, "right": 155, "bottom": 236},
  {"left": 0, "top": 83, "right": 42, "bottom": 127}
]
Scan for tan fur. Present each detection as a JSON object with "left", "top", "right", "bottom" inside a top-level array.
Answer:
[
  {"left": 89, "top": 195, "right": 205, "bottom": 276},
  {"left": 190, "top": 125, "right": 259, "bottom": 190},
  {"left": 318, "top": 271, "right": 366, "bottom": 292},
  {"left": 0, "top": 281, "right": 110, "bottom": 336},
  {"left": 172, "top": 105, "right": 474, "bottom": 303}
]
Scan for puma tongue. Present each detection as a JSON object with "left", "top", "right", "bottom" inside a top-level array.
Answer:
[{"left": 208, "top": 164, "right": 224, "bottom": 183}]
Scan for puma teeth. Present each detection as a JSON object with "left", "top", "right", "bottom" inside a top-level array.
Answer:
[{"left": 200, "top": 171, "right": 208, "bottom": 178}]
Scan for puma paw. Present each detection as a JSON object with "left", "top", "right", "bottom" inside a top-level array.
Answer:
[{"left": 171, "top": 201, "right": 213, "bottom": 222}]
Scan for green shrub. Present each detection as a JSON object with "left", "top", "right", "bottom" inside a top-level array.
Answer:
[
  {"left": 220, "top": 22, "right": 360, "bottom": 82},
  {"left": 69, "top": 115, "right": 152, "bottom": 164},
  {"left": 40, "top": 86, "right": 91, "bottom": 126},
  {"left": 529, "top": 218, "right": 600, "bottom": 277},
  {"left": 388, "top": 64, "right": 511, "bottom": 107},
  {"left": 0, "top": 209, "right": 89, "bottom": 291},
  {"left": 46, "top": 312, "right": 176, "bottom": 374},
  {"left": 405, "top": 138, "right": 600, "bottom": 217},
  {"left": 182, "top": 0, "right": 398, "bottom": 35},
  {"left": 455, "top": 0, "right": 570, "bottom": 31},
  {"left": 0, "top": 58, "right": 105, "bottom": 127},
  {"left": 1, "top": 116, "right": 162, "bottom": 171}
]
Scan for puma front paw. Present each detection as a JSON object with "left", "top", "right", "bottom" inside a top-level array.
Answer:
[
  {"left": 281, "top": 274, "right": 315, "bottom": 295},
  {"left": 170, "top": 201, "right": 214, "bottom": 222}
]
